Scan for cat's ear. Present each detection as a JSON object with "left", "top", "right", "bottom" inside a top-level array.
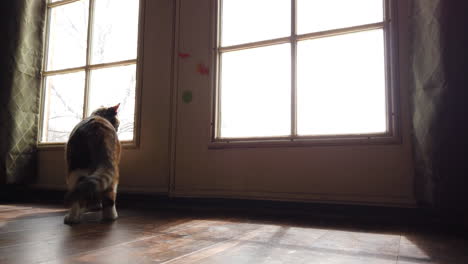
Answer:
[{"left": 110, "top": 103, "right": 120, "bottom": 114}]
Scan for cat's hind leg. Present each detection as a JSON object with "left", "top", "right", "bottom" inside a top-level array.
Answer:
[
  {"left": 102, "top": 190, "right": 118, "bottom": 221},
  {"left": 64, "top": 202, "right": 82, "bottom": 225}
]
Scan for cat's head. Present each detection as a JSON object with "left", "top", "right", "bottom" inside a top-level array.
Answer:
[{"left": 91, "top": 103, "right": 120, "bottom": 131}]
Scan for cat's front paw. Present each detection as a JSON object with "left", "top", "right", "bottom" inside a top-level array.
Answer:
[{"left": 64, "top": 214, "right": 81, "bottom": 225}]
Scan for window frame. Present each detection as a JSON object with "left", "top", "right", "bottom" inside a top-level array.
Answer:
[
  {"left": 38, "top": 0, "right": 145, "bottom": 149},
  {"left": 209, "top": 0, "right": 400, "bottom": 149}
]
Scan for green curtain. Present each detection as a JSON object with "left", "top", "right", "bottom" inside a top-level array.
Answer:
[
  {"left": 0, "top": 0, "right": 46, "bottom": 184},
  {"left": 410, "top": 0, "right": 468, "bottom": 219}
]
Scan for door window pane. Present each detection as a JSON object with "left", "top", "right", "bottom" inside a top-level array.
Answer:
[
  {"left": 41, "top": 0, "right": 140, "bottom": 143},
  {"left": 220, "top": 44, "right": 291, "bottom": 138},
  {"left": 42, "top": 72, "right": 86, "bottom": 142},
  {"left": 46, "top": 0, "right": 89, "bottom": 70},
  {"left": 297, "top": 30, "right": 386, "bottom": 136},
  {"left": 91, "top": 0, "right": 139, "bottom": 64},
  {"left": 221, "top": 0, "right": 290, "bottom": 46},
  {"left": 88, "top": 65, "right": 136, "bottom": 140},
  {"left": 297, "top": 0, "right": 383, "bottom": 34}
]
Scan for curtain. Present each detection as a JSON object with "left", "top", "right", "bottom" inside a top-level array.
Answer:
[
  {"left": 0, "top": 0, "right": 46, "bottom": 184},
  {"left": 410, "top": 0, "right": 468, "bottom": 217}
]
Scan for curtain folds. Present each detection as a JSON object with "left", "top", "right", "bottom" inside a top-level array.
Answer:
[
  {"left": 0, "top": 0, "right": 46, "bottom": 184},
  {"left": 410, "top": 0, "right": 468, "bottom": 216}
]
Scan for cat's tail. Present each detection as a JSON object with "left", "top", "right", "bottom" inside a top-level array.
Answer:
[{"left": 64, "top": 167, "right": 115, "bottom": 205}]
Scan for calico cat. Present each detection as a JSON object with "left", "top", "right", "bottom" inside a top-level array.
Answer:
[{"left": 64, "top": 104, "right": 122, "bottom": 225}]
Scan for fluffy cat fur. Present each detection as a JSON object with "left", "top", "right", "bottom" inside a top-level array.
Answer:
[{"left": 64, "top": 104, "right": 121, "bottom": 225}]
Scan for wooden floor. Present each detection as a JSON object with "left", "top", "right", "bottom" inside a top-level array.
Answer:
[{"left": 0, "top": 203, "right": 467, "bottom": 264}]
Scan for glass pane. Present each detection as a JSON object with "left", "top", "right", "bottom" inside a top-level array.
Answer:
[
  {"left": 221, "top": 0, "right": 290, "bottom": 46},
  {"left": 297, "top": 0, "right": 383, "bottom": 34},
  {"left": 88, "top": 65, "right": 136, "bottom": 141},
  {"left": 220, "top": 44, "right": 291, "bottom": 138},
  {"left": 91, "top": 0, "right": 140, "bottom": 64},
  {"left": 42, "top": 72, "right": 85, "bottom": 142},
  {"left": 46, "top": 0, "right": 89, "bottom": 70},
  {"left": 297, "top": 30, "right": 386, "bottom": 136}
]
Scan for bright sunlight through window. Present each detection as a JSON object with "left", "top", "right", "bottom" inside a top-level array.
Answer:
[
  {"left": 40, "top": 0, "right": 140, "bottom": 143},
  {"left": 217, "top": 0, "right": 390, "bottom": 139}
]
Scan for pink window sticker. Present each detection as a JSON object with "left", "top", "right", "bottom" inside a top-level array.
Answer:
[{"left": 178, "top": 52, "right": 191, "bottom": 59}]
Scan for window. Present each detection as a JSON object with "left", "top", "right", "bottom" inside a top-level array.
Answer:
[
  {"left": 40, "top": 0, "right": 140, "bottom": 143},
  {"left": 215, "top": 0, "right": 396, "bottom": 143}
]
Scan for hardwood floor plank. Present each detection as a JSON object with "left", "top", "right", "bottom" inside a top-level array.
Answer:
[
  {"left": 0, "top": 227, "right": 154, "bottom": 263},
  {"left": 42, "top": 219, "right": 262, "bottom": 263}
]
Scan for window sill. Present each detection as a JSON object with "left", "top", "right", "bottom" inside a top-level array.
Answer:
[
  {"left": 37, "top": 140, "right": 138, "bottom": 151},
  {"left": 208, "top": 134, "right": 401, "bottom": 149}
]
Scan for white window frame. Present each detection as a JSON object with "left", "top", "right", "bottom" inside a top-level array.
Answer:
[
  {"left": 38, "top": 0, "right": 145, "bottom": 148},
  {"left": 210, "top": 0, "right": 400, "bottom": 148}
]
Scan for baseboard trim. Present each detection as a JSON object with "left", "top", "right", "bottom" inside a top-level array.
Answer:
[
  {"left": 171, "top": 188, "right": 417, "bottom": 208},
  {"left": 30, "top": 184, "right": 168, "bottom": 195},
  {"left": 28, "top": 184, "right": 416, "bottom": 208}
]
